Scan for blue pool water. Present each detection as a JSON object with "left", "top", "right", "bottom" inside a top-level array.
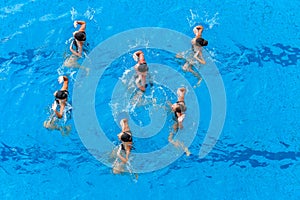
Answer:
[{"left": 1, "top": 0, "right": 300, "bottom": 199}]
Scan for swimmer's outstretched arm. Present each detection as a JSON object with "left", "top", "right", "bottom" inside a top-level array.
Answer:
[
  {"left": 74, "top": 20, "right": 86, "bottom": 32},
  {"left": 69, "top": 42, "right": 83, "bottom": 57},
  {"left": 52, "top": 76, "right": 68, "bottom": 118},
  {"left": 134, "top": 63, "right": 139, "bottom": 72},
  {"left": 194, "top": 50, "right": 206, "bottom": 65},
  {"left": 61, "top": 76, "right": 69, "bottom": 91},
  {"left": 133, "top": 51, "right": 146, "bottom": 64},
  {"left": 125, "top": 148, "right": 130, "bottom": 162},
  {"left": 177, "top": 113, "right": 185, "bottom": 129},
  {"left": 117, "top": 147, "right": 130, "bottom": 163},
  {"left": 52, "top": 101, "right": 65, "bottom": 119}
]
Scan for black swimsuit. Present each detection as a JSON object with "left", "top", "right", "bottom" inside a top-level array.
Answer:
[
  {"left": 74, "top": 31, "right": 86, "bottom": 41},
  {"left": 120, "top": 131, "right": 132, "bottom": 150},
  {"left": 55, "top": 90, "right": 69, "bottom": 104},
  {"left": 137, "top": 62, "right": 148, "bottom": 72},
  {"left": 174, "top": 101, "right": 186, "bottom": 119},
  {"left": 73, "top": 31, "right": 87, "bottom": 52}
]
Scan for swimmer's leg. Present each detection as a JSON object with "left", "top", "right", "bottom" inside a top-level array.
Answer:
[
  {"left": 126, "top": 161, "right": 139, "bottom": 182},
  {"left": 60, "top": 125, "right": 71, "bottom": 136},
  {"left": 176, "top": 50, "right": 189, "bottom": 59},
  {"left": 173, "top": 122, "right": 179, "bottom": 132},
  {"left": 64, "top": 55, "right": 78, "bottom": 67},
  {"left": 182, "top": 62, "right": 190, "bottom": 71},
  {"left": 43, "top": 115, "right": 59, "bottom": 130},
  {"left": 168, "top": 132, "right": 191, "bottom": 156},
  {"left": 141, "top": 74, "right": 147, "bottom": 88},
  {"left": 113, "top": 161, "right": 124, "bottom": 174},
  {"left": 113, "top": 145, "right": 125, "bottom": 174},
  {"left": 64, "top": 55, "right": 90, "bottom": 75},
  {"left": 189, "top": 68, "right": 202, "bottom": 87},
  {"left": 176, "top": 52, "right": 184, "bottom": 59},
  {"left": 77, "top": 65, "right": 90, "bottom": 75}
]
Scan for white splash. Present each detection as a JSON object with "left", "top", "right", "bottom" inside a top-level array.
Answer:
[
  {"left": 0, "top": 3, "right": 24, "bottom": 14},
  {"left": 40, "top": 12, "right": 68, "bottom": 22},
  {"left": 128, "top": 38, "right": 150, "bottom": 50},
  {"left": 84, "top": 7, "right": 95, "bottom": 20},
  {"left": 1, "top": 31, "right": 22, "bottom": 43},
  {"left": 187, "top": 9, "right": 219, "bottom": 29},
  {"left": 70, "top": 7, "right": 77, "bottom": 21},
  {"left": 120, "top": 69, "right": 132, "bottom": 84},
  {"left": 203, "top": 12, "right": 219, "bottom": 29},
  {"left": 19, "top": 18, "right": 36, "bottom": 29},
  {"left": 186, "top": 9, "right": 199, "bottom": 27}
]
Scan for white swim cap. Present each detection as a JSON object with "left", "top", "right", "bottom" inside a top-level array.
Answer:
[{"left": 58, "top": 76, "right": 64, "bottom": 84}]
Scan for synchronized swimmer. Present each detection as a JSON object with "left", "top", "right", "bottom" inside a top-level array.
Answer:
[
  {"left": 177, "top": 25, "right": 208, "bottom": 87},
  {"left": 64, "top": 20, "right": 89, "bottom": 74},
  {"left": 43, "top": 75, "right": 71, "bottom": 135},
  {"left": 133, "top": 50, "right": 149, "bottom": 92},
  {"left": 44, "top": 21, "right": 208, "bottom": 174},
  {"left": 113, "top": 119, "right": 133, "bottom": 174}
]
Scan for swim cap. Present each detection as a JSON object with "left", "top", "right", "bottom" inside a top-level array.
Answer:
[{"left": 74, "top": 31, "right": 86, "bottom": 41}]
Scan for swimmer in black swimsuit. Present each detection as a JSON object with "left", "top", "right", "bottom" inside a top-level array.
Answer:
[
  {"left": 113, "top": 119, "right": 133, "bottom": 174},
  {"left": 69, "top": 20, "right": 86, "bottom": 57},
  {"left": 64, "top": 20, "right": 89, "bottom": 74},
  {"left": 117, "top": 119, "right": 132, "bottom": 163},
  {"left": 191, "top": 25, "right": 208, "bottom": 64},
  {"left": 52, "top": 76, "right": 69, "bottom": 119},
  {"left": 133, "top": 50, "right": 148, "bottom": 92},
  {"left": 170, "top": 87, "right": 187, "bottom": 130},
  {"left": 43, "top": 76, "right": 71, "bottom": 135},
  {"left": 168, "top": 87, "right": 191, "bottom": 156},
  {"left": 177, "top": 25, "right": 208, "bottom": 87}
]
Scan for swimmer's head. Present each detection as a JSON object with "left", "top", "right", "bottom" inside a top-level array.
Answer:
[
  {"left": 196, "top": 38, "right": 208, "bottom": 47},
  {"left": 74, "top": 31, "right": 86, "bottom": 41}
]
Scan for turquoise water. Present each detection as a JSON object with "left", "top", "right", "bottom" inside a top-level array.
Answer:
[{"left": 1, "top": 0, "right": 300, "bottom": 199}]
